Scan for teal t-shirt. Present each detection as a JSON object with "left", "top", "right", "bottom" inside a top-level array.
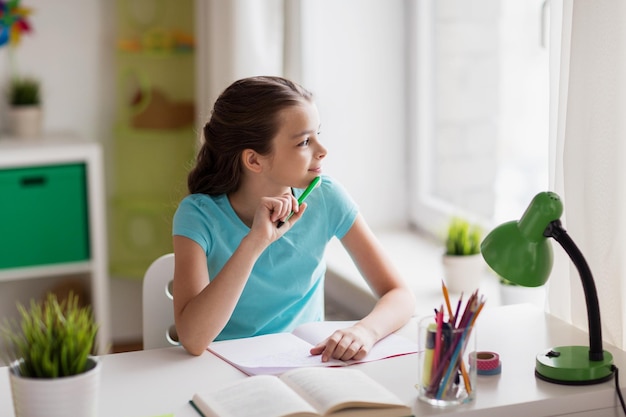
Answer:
[{"left": 172, "top": 175, "right": 358, "bottom": 341}]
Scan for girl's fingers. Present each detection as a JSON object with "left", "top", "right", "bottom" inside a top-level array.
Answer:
[{"left": 310, "top": 326, "right": 374, "bottom": 362}]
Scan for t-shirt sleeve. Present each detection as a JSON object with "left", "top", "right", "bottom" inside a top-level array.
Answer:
[
  {"left": 320, "top": 175, "right": 359, "bottom": 239},
  {"left": 172, "top": 196, "right": 211, "bottom": 253}
]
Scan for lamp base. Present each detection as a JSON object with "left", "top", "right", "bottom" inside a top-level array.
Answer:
[{"left": 535, "top": 346, "right": 614, "bottom": 385}]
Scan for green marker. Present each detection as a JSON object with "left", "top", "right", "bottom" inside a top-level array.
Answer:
[{"left": 277, "top": 176, "right": 321, "bottom": 228}]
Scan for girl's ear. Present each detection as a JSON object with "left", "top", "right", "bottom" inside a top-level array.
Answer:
[{"left": 241, "top": 149, "right": 264, "bottom": 173}]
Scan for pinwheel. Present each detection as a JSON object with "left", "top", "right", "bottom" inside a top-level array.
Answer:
[{"left": 0, "top": 0, "right": 33, "bottom": 48}]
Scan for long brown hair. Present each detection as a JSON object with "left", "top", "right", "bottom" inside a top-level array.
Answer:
[{"left": 188, "top": 76, "right": 314, "bottom": 195}]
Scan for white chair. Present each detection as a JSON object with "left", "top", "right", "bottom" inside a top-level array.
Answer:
[{"left": 142, "top": 253, "right": 179, "bottom": 349}]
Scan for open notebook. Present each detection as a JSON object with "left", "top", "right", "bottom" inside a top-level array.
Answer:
[{"left": 207, "top": 320, "right": 418, "bottom": 375}]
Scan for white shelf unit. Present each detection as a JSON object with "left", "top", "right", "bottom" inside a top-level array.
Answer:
[{"left": 0, "top": 134, "right": 111, "bottom": 354}]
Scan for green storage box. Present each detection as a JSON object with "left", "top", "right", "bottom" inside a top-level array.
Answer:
[{"left": 0, "top": 164, "right": 90, "bottom": 269}]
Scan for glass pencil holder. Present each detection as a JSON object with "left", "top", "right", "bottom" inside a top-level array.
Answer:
[{"left": 417, "top": 314, "right": 477, "bottom": 407}]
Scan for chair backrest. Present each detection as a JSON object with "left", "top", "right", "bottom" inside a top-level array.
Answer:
[{"left": 142, "top": 253, "right": 179, "bottom": 349}]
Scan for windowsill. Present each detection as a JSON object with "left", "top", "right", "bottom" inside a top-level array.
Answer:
[{"left": 324, "top": 228, "right": 503, "bottom": 320}]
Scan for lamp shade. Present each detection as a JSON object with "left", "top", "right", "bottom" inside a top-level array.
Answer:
[{"left": 480, "top": 192, "right": 563, "bottom": 287}]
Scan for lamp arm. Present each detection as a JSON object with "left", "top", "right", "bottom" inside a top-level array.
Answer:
[{"left": 544, "top": 220, "right": 605, "bottom": 361}]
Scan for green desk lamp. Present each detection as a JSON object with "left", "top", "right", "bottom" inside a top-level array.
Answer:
[{"left": 480, "top": 191, "right": 614, "bottom": 384}]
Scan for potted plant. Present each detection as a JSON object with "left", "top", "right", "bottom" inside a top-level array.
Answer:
[
  {"left": 442, "top": 217, "right": 486, "bottom": 294},
  {"left": 7, "top": 76, "right": 43, "bottom": 139},
  {"left": 0, "top": 292, "right": 100, "bottom": 417}
]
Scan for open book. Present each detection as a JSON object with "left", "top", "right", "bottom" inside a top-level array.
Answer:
[
  {"left": 190, "top": 367, "right": 412, "bottom": 417},
  {"left": 207, "top": 321, "right": 417, "bottom": 375}
]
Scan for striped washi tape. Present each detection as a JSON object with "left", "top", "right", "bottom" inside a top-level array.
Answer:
[{"left": 470, "top": 351, "right": 502, "bottom": 375}]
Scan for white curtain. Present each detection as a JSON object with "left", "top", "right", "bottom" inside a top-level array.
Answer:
[
  {"left": 547, "top": 0, "right": 626, "bottom": 349},
  {"left": 195, "top": 0, "right": 302, "bottom": 125}
]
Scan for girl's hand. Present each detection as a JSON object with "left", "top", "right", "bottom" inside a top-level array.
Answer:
[
  {"left": 309, "top": 323, "right": 377, "bottom": 362},
  {"left": 249, "top": 193, "right": 306, "bottom": 244}
]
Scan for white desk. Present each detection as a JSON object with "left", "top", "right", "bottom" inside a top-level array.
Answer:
[{"left": 1, "top": 304, "right": 625, "bottom": 417}]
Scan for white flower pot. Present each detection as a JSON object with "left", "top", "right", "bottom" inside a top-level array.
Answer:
[
  {"left": 442, "top": 253, "right": 485, "bottom": 294},
  {"left": 9, "top": 357, "right": 101, "bottom": 417},
  {"left": 500, "top": 283, "right": 546, "bottom": 308},
  {"left": 8, "top": 106, "right": 43, "bottom": 139}
]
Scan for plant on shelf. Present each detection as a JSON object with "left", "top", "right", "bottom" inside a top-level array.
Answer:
[
  {"left": 445, "top": 217, "right": 482, "bottom": 256},
  {"left": 6, "top": 76, "right": 43, "bottom": 138},
  {"left": 442, "top": 217, "right": 485, "bottom": 294},
  {"left": 0, "top": 2, "right": 41, "bottom": 138},
  {"left": 1, "top": 292, "right": 101, "bottom": 416},
  {"left": 8, "top": 76, "right": 41, "bottom": 107}
]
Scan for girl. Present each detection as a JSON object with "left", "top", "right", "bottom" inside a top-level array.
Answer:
[{"left": 172, "top": 76, "right": 415, "bottom": 360}]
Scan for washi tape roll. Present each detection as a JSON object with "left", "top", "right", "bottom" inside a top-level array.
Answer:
[{"left": 470, "top": 351, "right": 501, "bottom": 375}]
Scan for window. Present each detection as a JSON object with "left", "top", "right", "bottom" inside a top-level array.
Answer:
[{"left": 408, "top": 0, "right": 550, "bottom": 235}]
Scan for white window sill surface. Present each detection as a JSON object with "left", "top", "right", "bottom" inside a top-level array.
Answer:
[{"left": 324, "top": 229, "right": 504, "bottom": 320}]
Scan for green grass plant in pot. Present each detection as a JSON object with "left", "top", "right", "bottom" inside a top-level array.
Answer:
[
  {"left": 9, "top": 77, "right": 40, "bottom": 106},
  {"left": 1, "top": 292, "right": 100, "bottom": 417},
  {"left": 7, "top": 76, "right": 43, "bottom": 139},
  {"left": 442, "top": 217, "right": 485, "bottom": 294}
]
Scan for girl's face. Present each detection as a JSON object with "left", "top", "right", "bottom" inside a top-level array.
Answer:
[{"left": 263, "top": 100, "right": 327, "bottom": 190}]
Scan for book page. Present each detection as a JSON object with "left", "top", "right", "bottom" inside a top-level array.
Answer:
[
  {"left": 208, "top": 333, "right": 349, "bottom": 375},
  {"left": 192, "top": 375, "right": 318, "bottom": 417},
  {"left": 280, "top": 367, "right": 410, "bottom": 415}
]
